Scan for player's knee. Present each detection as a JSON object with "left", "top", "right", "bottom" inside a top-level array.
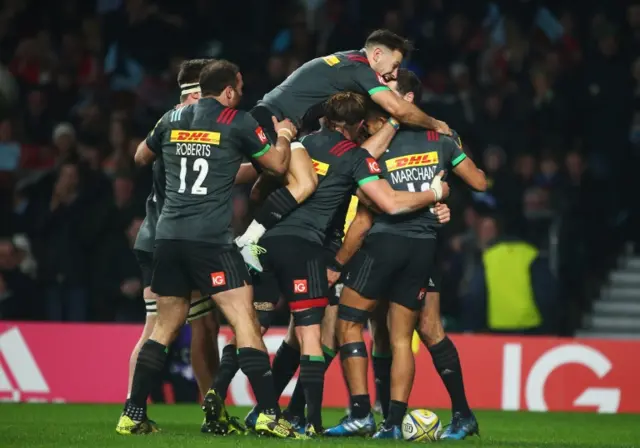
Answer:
[
  {"left": 292, "top": 307, "right": 324, "bottom": 327},
  {"left": 295, "top": 323, "right": 321, "bottom": 348},
  {"left": 339, "top": 341, "right": 368, "bottom": 361},
  {"left": 338, "top": 304, "right": 370, "bottom": 324}
]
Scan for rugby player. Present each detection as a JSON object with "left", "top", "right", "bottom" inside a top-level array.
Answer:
[
  {"left": 254, "top": 92, "right": 449, "bottom": 437},
  {"left": 125, "top": 59, "right": 220, "bottom": 432},
  {"left": 235, "top": 29, "right": 452, "bottom": 271},
  {"left": 326, "top": 69, "right": 487, "bottom": 439},
  {"left": 118, "top": 60, "right": 300, "bottom": 438}
]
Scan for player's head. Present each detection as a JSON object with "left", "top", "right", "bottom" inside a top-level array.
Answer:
[
  {"left": 364, "top": 29, "right": 411, "bottom": 82},
  {"left": 199, "top": 59, "right": 243, "bottom": 108},
  {"left": 387, "top": 68, "right": 422, "bottom": 104},
  {"left": 324, "top": 92, "right": 368, "bottom": 142},
  {"left": 177, "top": 59, "right": 211, "bottom": 104}
]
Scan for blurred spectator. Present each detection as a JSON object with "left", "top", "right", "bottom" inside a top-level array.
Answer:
[
  {"left": 0, "top": 239, "right": 37, "bottom": 320},
  {"left": 461, "top": 215, "right": 559, "bottom": 334},
  {"left": 32, "top": 158, "right": 91, "bottom": 321}
]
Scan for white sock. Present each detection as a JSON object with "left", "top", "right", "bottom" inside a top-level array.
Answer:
[{"left": 237, "top": 220, "right": 266, "bottom": 246}]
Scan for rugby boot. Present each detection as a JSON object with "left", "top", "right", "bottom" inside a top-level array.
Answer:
[
  {"left": 440, "top": 412, "right": 480, "bottom": 440},
  {"left": 324, "top": 412, "right": 376, "bottom": 437},
  {"left": 115, "top": 414, "right": 158, "bottom": 435},
  {"left": 236, "top": 239, "right": 266, "bottom": 272},
  {"left": 372, "top": 424, "right": 402, "bottom": 440},
  {"left": 254, "top": 412, "right": 301, "bottom": 438}
]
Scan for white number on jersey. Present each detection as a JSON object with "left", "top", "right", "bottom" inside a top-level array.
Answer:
[
  {"left": 178, "top": 157, "right": 209, "bottom": 195},
  {"left": 407, "top": 182, "right": 435, "bottom": 213}
]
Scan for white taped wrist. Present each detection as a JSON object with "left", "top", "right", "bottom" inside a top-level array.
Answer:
[{"left": 290, "top": 142, "right": 305, "bottom": 151}]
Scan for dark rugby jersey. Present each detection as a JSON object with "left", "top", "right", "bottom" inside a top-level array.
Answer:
[
  {"left": 259, "top": 50, "right": 390, "bottom": 128},
  {"left": 264, "top": 128, "right": 381, "bottom": 245},
  {"left": 147, "top": 98, "right": 271, "bottom": 244},
  {"left": 322, "top": 191, "right": 356, "bottom": 255},
  {"left": 368, "top": 130, "right": 466, "bottom": 239},
  {"left": 133, "top": 158, "right": 165, "bottom": 253}
]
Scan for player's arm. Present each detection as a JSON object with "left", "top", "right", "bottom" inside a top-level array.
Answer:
[
  {"left": 238, "top": 113, "right": 294, "bottom": 176},
  {"left": 371, "top": 89, "right": 449, "bottom": 134},
  {"left": 446, "top": 132, "right": 488, "bottom": 191},
  {"left": 235, "top": 163, "right": 259, "bottom": 184},
  {"left": 134, "top": 115, "right": 166, "bottom": 166},
  {"left": 359, "top": 117, "right": 399, "bottom": 159},
  {"left": 350, "top": 149, "right": 449, "bottom": 215},
  {"left": 352, "top": 64, "right": 449, "bottom": 134},
  {"left": 335, "top": 203, "right": 373, "bottom": 266}
]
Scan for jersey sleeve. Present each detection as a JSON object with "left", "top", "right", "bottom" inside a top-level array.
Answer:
[
  {"left": 352, "top": 64, "right": 391, "bottom": 97},
  {"left": 146, "top": 112, "right": 170, "bottom": 154},
  {"left": 444, "top": 130, "right": 467, "bottom": 168},
  {"left": 234, "top": 111, "right": 272, "bottom": 158},
  {"left": 350, "top": 148, "right": 382, "bottom": 186}
]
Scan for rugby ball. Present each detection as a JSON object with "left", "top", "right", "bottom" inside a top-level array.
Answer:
[{"left": 401, "top": 409, "right": 442, "bottom": 442}]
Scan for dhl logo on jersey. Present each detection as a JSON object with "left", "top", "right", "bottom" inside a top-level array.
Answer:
[
  {"left": 170, "top": 130, "right": 220, "bottom": 144},
  {"left": 323, "top": 55, "right": 340, "bottom": 66},
  {"left": 312, "top": 159, "right": 330, "bottom": 176},
  {"left": 385, "top": 152, "right": 439, "bottom": 172}
]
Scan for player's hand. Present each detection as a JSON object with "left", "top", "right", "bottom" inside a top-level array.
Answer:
[
  {"left": 435, "top": 120, "right": 452, "bottom": 136},
  {"left": 429, "top": 171, "right": 450, "bottom": 201},
  {"left": 433, "top": 202, "right": 451, "bottom": 224},
  {"left": 327, "top": 268, "right": 341, "bottom": 288},
  {"left": 272, "top": 116, "right": 298, "bottom": 140}
]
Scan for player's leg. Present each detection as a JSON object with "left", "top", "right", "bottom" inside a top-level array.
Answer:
[
  {"left": 284, "top": 296, "right": 338, "bottom": 430},
  {"left": 193, "top": 243, "right": 297, "bottom": 438},
  {"left": 373, "top": 303, "right": 419, "bottom": 439},
  {"left": 236, "top": 106, "right": 318, "bottom": 271},
  {"left": 369, "top": 301, "right": 392, "bottom": 421},
  {"left": 324, "top": 237, "right": 395, "bottom": 437},
  {"left": 116, "top": 240, "right": 190, "bottom": 435},
  {"left": 117, "top": 241, "right": 190, "bottom": 435},
  {"left": 187, "top": 293, "right": 219, "bottom": 397},
  {"left": 417, "top": 285, "right": 478, "bottom": 439}
]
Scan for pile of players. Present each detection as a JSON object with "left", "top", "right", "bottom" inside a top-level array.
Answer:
[{"left": 116, "top": 29, "right": 487, "bottom": 440}]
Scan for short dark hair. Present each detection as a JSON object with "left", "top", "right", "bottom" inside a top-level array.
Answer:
[
  {"left": 177, "top": 59, "right": 211, "bottom": 86},
  {"left": 395, "top": 69, "right": 423, "bottom": 101},
  {"left": 324, "top": 92, "right": 368, "bottom": 126},
  {"left": 199, "top": 60, "right": 240, "bottom": 97},
  {"left": 365, "top": 29, "right": 412, "bottom": 56}
]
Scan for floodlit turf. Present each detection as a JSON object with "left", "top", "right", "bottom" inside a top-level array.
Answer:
[{"left": 0, "top": 404, "right": 638, "bottom": 448}]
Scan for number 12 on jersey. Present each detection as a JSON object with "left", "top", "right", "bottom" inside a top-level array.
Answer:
[
  {"left": 178, "top": 157, "right": 209, "bottom": 195},
  {"left": 407, "top": 181, "right": 435, "bottom": 213}
]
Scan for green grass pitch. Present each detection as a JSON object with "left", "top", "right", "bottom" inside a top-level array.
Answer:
[{"left": 0, "top": 404, "right": 637, "bottom": 448}]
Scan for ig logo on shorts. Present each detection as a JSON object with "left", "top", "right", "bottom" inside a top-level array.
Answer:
[
  {"left": 293, "top": 279, "right": 308, "bottom": 294},
  {"left": 211, "top": 272, "right": 227, "bottom": 287}
]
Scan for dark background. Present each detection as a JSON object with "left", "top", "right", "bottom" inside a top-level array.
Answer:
[{"left": 0, "top": 0, "right": 637, "bottom": 336}]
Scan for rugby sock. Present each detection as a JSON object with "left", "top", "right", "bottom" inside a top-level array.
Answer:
[
  {"left": 429, "top": 336, "right": 471, "bottom": 417},
  {"left": 287, "top": 345, "right": 335, "bottom": 417},
  {"left": 271, "top": 342, "right": 300, "bottom": 399},
  {"left": 372, "top": 353, "right": 392, "bottom": 419},
  {"left": 127, "top": 340, "right": 167, "bottom": 420},
  {"left": 237, "top": 347, "right": 280, "bottom": 415},
  {"left": 253, "top": 188, "right": 299, "bottom": 231},
  {"left": 299, "top": 355, "right": 325, "bottom": 429},
  {"left": 386, "top": 400, "right": 407, "bottom": 428},
  {"left": 350, "top": 394, "right": 371, "bottom": 419},
  {"left": 212, "top": 344, "right": 238, "bottom": 400}
]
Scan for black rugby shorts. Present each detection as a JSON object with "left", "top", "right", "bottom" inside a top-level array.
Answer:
[
  {"left": 151, "top": 240, "right": 251, "bottom": 298},
  {"left": 260, "top": 235, "right": 329, "bottom": 311},
  {"left": 343, "top": 234, "right": 437, "bottom": 311},
  {"left": 134, "top": 249, "right": 153, "bottom": 288}
]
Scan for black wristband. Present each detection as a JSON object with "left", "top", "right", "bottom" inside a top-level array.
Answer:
[{"left": 328, "top": 259, "right": 344, "bottom": 273}]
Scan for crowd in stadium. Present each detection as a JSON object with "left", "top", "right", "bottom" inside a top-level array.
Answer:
[{"left": 0, "top": 0, "right": 637, "bottom": 336}]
